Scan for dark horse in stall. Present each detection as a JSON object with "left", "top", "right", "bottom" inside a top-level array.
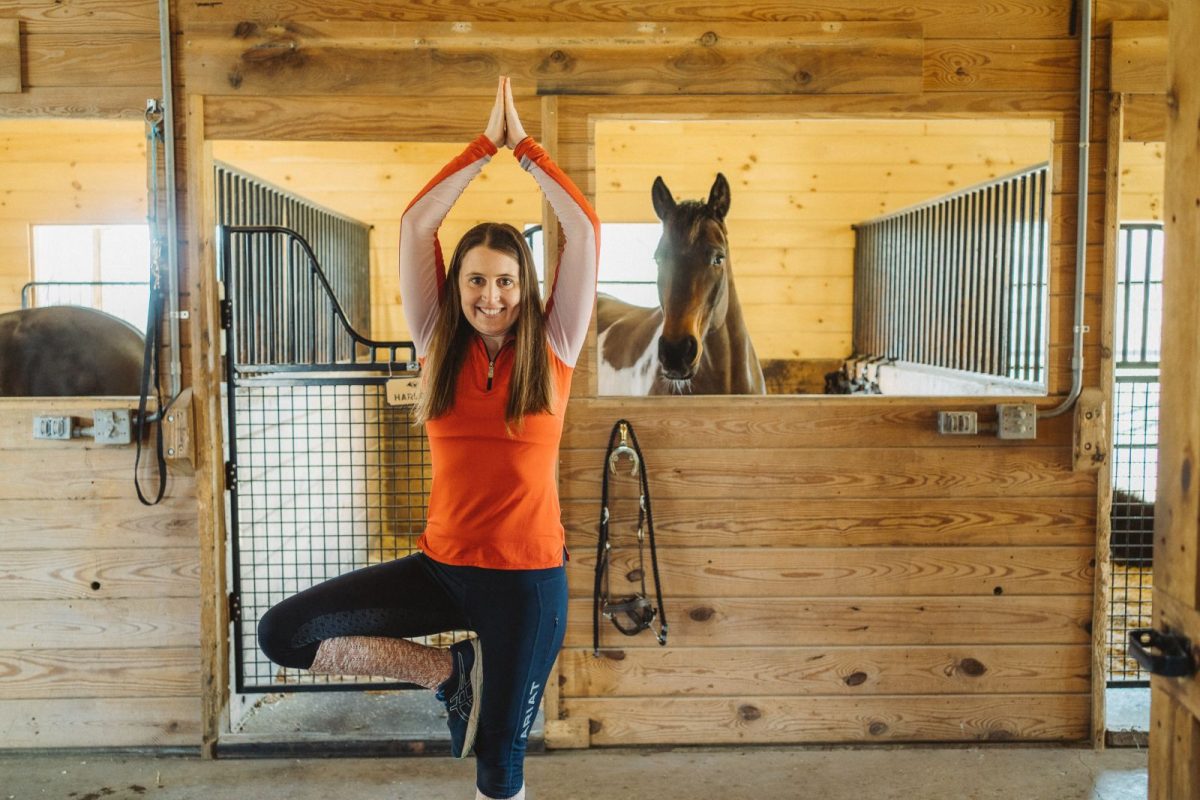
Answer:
[
  {"left": 596, "top": 173, "right": 765, "bottom": 395},
  {"left": 0, "top": 306, "right": 144, "bottom": 396}
]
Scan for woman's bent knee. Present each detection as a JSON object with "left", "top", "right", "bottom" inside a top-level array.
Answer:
[{"left": 257, "top": 601, "right": 317, "bottom": 669}]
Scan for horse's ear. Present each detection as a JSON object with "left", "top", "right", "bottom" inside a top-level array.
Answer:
[
  {"left": 652, "top": 176, "right": 676, "bottom": 221},
  {"left": 707, "top": 173, "right": 731, "bottom": 220}
]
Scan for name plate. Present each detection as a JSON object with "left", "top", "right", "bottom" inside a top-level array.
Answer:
[{"left": 385, "top": 377, "right": 421, "bottom": 407}]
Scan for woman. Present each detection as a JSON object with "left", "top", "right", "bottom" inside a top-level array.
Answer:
[{"left": 257, "top": 76, "right": 599, "bottom": 800}]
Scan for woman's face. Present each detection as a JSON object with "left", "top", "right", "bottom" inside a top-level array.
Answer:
[{"left": 458, "top": 245, "right": 522, "bottom": 340}]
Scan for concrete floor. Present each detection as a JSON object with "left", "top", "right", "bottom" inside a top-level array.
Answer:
[{"left": 0, "top": 746, "right": 1148, "bottom": 800}]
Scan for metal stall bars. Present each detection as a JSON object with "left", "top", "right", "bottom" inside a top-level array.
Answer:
[
  {"left": 1108, "top": 223, "right": 1164, "bottom": 685},
  {"left": 216, "top": 217, "right": 436, "bottom": 693},
  {"left": 851, "top": 163, "right": 1050, "bottom": 385}
]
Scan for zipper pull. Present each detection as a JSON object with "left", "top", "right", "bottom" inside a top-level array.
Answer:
[{"left": 487, "top": 359, "right": 495, "bottom": 390}]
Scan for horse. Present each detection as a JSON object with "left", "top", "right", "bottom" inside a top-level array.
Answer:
[
  {"left": 0, "top": 306, "right": 145, "bottom": 396},
  {"left": 596, "top": 173, "right": 766, "bottom": 395}
]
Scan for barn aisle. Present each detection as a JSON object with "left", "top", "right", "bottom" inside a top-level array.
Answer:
[{"left": 0, "top": 746, "right": 1146, "bottom": 800}]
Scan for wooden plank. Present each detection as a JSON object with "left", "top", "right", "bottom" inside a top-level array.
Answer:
[
  {"left": 568, "top": 595, "right": 1091, "bottom": 649},
  {"left": 177, "top": 0, "right": 1075, "bottom": 39},
  {"left": 0, "top": 597, "right": 199, "bottom": 649},
  {"left": 0, "top": 696, "right": 200, "bottom": 748},
  {"left": 0, "top": 647, "right": 200, "bottom": 699},
  {"left": 0, "top": 88, "right": 152, "bottom": 120},
  {"left": 183, "top": 21, "right": 923, "bottom": 97},
  {"left": 559, "top": 644, "right": 1091, "bottom": 697},
  {"left": 570, "top": 546, "right": 1093, "bottom": 599},
  {"left": 564, "top": 694, "right": 1089, "bottom": 745},
  {"left": 562, "top": 496, "right": 1095, "bottom": 549},
  {"left": 0, "top": 547, "right": 200, "bottom": 600},
  {"left": 923, "top": 40, "right": 1079, "bottom": 93},
  {"left": 1, "top": 1, "right": 159, "bottom": 35},
  {"left": 1111, "top": 21, "right": 1168, "bottom": 94},
  {"left": 560, "top": 446, "right": 1096, "bottom": 500},
  {"left": 206, "top": 95, "right": 542, "bottom": 142},
  {"left": 0, "top": 398, "right": 159, "bottom": 450},
  {"left": 0, "top": 19, "right": 19, "bottom": 93},
  {"left": 0, "top": 449, "right": 192, "bottom": 501},
  {"left": 562, "top": 398, "right": 1074, "bottom": 450},
  {"left": 22, "top": 34, "right": 160, "bottom": 88},
  {"left": 0, "top": 495, "right": 196, "bottom": 551}
]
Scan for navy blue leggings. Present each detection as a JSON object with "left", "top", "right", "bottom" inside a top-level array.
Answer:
[{"left": 258, "top": 551, "right": 568, "bottom": 799}]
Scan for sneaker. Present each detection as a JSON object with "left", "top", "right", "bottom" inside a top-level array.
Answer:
[{"left": 436, "top": 637, "right": 482, "bottom": 758}]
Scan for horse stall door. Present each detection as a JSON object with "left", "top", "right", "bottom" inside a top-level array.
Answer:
[{"left": 213, "top": 188, "right": 452, "bottom": 750}]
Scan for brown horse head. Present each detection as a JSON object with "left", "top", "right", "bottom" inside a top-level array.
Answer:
[{"left": 651, "top": 173, "right": 732, "bottom": 380}]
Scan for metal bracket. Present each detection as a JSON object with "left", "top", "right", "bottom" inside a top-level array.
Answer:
[
  {"left": 1129, "top": 628, "right": 1197, "bottom": 678},
  {"left": 228, "top": 591, "right": 242, "bottom": 623}
]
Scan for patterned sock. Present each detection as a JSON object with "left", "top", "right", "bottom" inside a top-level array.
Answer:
[
  {"left": 476, "top": 785, "right": 525, "bottom": 800},
  {"left": 309, "top": 636, "right": 452, "bottom": 689}
]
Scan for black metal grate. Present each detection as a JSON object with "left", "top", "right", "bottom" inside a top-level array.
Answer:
[
  {"left": 851, "top": 163, "right": 1050, "bottom": 384},
  {"left": 231, "top": 379, "right": 435, "bottom": 691},
  {"left": 1107, "top": 223, "right": 1163, "bottom": 686},
  {"left": 218, "top": 224, "right": 444, "bottom": 694}
]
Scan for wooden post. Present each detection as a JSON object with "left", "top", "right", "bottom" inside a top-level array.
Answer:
[
  {"left": 1090, "top": 93, "right": 1123, "bottom": 749},
  {"left": 1147, "top": 0, "right": 1200, "bottom": 795},
  {"left": 186, "top": 93, "right": 230, "bottom": 758}
]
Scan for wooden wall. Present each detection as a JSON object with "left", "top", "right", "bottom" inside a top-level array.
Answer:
[
  {"left": 595, "top": 118, "right": 1052, "bottom": 362},
  {"left": 0, "top": 119, "right": 147, "bottom": 314},
  {"left": 0, "top": 3, "right": 202, "bottom": 750},
  {"left": 0, "top": 399, "right": 200, "bottom": 747}
]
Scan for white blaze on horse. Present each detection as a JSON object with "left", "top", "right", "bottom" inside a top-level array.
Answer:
[
  {"left": 0, "top": 306, "right": 144, "bottom": 396},
  {"left": 597, "top": 173, "right": 765, "bottom": 395}
]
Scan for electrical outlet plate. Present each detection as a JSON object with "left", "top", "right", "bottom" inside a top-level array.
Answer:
[
  {"left": 937, "top": 411, "right": 978, "bottom": 435},
  {"left": 997, "top": 403, "right": 1037, "bottom": 440},
  {"left": 92, "top": 409, "right": 132, "bottom": 445},
  {"left": 33, "top": 416, "right": 72, "bottom": 440}
]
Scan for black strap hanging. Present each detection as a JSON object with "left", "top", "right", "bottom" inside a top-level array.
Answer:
[
  {"left": 593, "top": 419, "right": 667, "bottom": 655},
  {"left": 135, "top": 102, "right": 168, "bottom": 506}
]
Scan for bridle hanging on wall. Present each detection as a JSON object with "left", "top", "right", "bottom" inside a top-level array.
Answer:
[{"left": 593, "top": 419, "right": 667, "bottom": 655}]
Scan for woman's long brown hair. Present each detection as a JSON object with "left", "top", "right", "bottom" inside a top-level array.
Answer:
[{"left": 414, "top": 222, "right": 553, "bottom": 430}]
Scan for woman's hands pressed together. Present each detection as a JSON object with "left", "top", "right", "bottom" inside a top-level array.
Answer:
[{"left": 484, "top": 76, "right": 529, "bottom": 150}]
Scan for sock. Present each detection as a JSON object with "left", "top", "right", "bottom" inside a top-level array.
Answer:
[
  {"left": 309, "top": 636, "right": 452, "bottom": 689},
  {"left": 476, "top": 785, "right": 525, "bottom": 800}
]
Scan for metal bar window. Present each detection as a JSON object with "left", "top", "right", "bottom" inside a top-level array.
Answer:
[{"left": 851, "top": 163, "right": 1051, "bottom": 384}]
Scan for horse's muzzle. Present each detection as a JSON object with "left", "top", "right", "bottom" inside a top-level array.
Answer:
[{"left": 658, "top": 335, "right": 699, "bottom": 379}]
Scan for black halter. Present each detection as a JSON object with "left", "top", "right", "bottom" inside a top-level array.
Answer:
[{"left": 593, "top": 419, "right": 667, "bottom": 655}]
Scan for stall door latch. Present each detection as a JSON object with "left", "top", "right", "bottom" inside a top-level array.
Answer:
[{"left": 1129, "top": 628, "right": 1197, "bottom": 678}]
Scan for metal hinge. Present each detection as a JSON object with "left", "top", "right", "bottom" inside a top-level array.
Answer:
[
  {"left": 219, "top": 299, "right": 233, "bottom": 329},
  {"left": 224, "top": 461, "right": 237, "bottom": 491},
  {"left": 228, "top": 591, "right": 242, "bottom": 623}
]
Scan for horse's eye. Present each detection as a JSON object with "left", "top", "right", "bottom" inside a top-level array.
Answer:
[{"left": 711, "top": 253, "right": 726, "bottom": 267}]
